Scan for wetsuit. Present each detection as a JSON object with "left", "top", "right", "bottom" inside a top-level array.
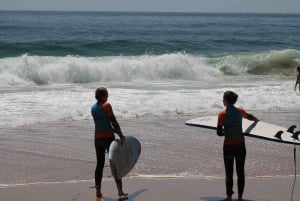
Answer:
[
  {"left": 91, "top": 101, "right": 115, "bottom": 189},
  {"left": 218, "top": 105, "right": 248, "bottom": 197}
]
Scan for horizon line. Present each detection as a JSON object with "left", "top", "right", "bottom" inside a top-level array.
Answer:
[{"left": 0, "top": 9, "right": 300, "bottom": 15}]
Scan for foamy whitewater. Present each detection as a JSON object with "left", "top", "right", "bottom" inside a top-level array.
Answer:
[
  {"left": 1, "top": 12, "right": 300, "bottom": 185},
  {"left": 0, "top": 50, "right": 300, "bottom": 127}
]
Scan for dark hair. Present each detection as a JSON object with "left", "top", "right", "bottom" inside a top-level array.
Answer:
[
  {"left": 223, "top": 91, "right": 238, "bottom": 105},
  {"left": 95, "top": 87, "right": 108, "bottom": 101}
]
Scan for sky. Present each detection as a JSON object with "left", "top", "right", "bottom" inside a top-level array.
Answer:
[{"left": 1, "top": 0, "right": 300, "bottom": 14}]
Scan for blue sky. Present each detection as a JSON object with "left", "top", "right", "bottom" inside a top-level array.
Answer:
[{"left": 1, "top": 0, "right": 300, "bottom": 13}]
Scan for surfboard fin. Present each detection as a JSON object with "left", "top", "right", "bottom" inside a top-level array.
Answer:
[
  {"left": 274, "top": 131, "right": 284, "bottom": 140},
  {"left": 287, "top": 125, "right": 297, "bottom": 134},
  {"left": 292, "top": 131, "right": 300, "bottom": 140}
]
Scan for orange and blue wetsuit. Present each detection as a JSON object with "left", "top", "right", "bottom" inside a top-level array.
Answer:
[
  {"left": 92, "top": 101, "right": 115, "bottom": 140},
  {"left": 217, "top": 105, "right": 248, "bottom": 197},
  {"left": 91, "top": 101, "right": 115, "bottom": 189}
]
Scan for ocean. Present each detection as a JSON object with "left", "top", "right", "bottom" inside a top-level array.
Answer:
[{"left": 0, "top": 11, "right": 300, "bottom": 186}]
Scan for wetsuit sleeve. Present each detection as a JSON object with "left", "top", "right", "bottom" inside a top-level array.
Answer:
[
  {"left": 238, "top": 107, "right": 258, "bottom": 121},
  {"left": 102, "top": 102, "right": 114, "bottom": 118},
  {"left": 217, "top": 111, "right": 226, "bottom": 126},
  {"left": 103, "top": 102, "right": 124, "bottom": 137},
  {"left": 237, "top": 108, "right": 248, "bottom": 118}
]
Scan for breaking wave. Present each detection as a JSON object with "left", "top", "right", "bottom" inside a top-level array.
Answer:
[{"left": 0, "top": 49, "right": 299, "bottom": 86}]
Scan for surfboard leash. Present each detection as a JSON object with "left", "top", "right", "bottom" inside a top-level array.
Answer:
[{"left": 290, "top": 145, "right": 296, "bottom": 201}]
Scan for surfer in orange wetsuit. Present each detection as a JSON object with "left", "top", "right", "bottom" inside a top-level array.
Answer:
[
  {"left": 294, "top": 66, "right": 300, "bottom": 92},
  {"left": 217, "top": 91, "right": 258, "bottom": 201},
  {"left": 91, "top": 87, "right": 127, "bottom": 198}
]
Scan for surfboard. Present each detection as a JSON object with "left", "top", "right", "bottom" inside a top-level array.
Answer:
[
  {"left": 108, "top": 135, "right": 141, "bottom": 179},
  {"left": 185, "top": 116, "right": 300, "bottom": 145}
]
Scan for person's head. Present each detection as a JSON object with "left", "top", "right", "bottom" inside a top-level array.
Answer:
[
  {"left": 297, "top": 66, "right": 300, "bottom": 72},
  {"left": 95, "top": 87, "right": 108, "bottom": 102},
  {"left": 223, "top": 91, "right": 238, "bottom": 106}
]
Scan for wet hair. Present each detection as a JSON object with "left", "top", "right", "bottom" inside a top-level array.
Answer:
[
  {"left": 95, "top": 87, "right": 108, "bottom": 101},
  {"left": 223, "top": 91, "right": 238, "bottom": 105}
]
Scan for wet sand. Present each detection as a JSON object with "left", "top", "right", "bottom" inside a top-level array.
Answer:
[
  {"left": 1, "top": 110, "right": 300, "bottom": 185},
  {"left": 0, "top": 110, "right": 300, "bottom": 200},
  {"left": 1, "top": 177, "right": 300, "bottom": 201}
]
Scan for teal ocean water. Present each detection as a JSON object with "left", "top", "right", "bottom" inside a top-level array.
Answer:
[{"left": 1, "top": 11, "right": 300, "bottom": 57}]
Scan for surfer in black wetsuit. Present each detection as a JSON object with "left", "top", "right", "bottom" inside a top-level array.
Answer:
[
  {"left": 91, "top": 87, "right": 127, "bottom": 198},
  {"left": 294, "top": 67, "right": 300, "bottom": 92},
  {"left": 217, "top": 91, "right": 258, "bottom": 201}
]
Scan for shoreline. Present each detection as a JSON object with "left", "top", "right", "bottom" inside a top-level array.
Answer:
[{"left": 1, "top": 174, "right": 299, "bottom": 189}]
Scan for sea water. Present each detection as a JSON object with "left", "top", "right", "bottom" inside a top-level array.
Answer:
[{"left": 0, "top": 11, "right": 300, "bottom": 184}]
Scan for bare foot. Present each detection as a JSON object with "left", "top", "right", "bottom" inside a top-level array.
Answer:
[
  {"left": 119, "top": 192, "right": 128, "bottom": 197},
  {"left": 223, "top": 197, "right": 232, "bottom": 201},
  {"left": 96, "top": 189, "right": 103, "bottom": 198}
]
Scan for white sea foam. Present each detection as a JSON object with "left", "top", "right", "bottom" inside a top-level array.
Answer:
[
  {"left": 0, "top": 51, "right": 299, "bottom": 127},
  {"left": 0, "top": 78, "right": 299, "bottom": 127}
]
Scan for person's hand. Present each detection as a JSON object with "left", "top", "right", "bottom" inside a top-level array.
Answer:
[
  {"left": 217, "top": 126, "right": 224, "bottom": 136},
  {"left": 120, "top": 135, "right": 125, "bottom": 145},
  {"left": 217, "top": 131, "right": 224, "bottom": 136},
  {"left": 253, "top": 117, "right": 259, "bottom": 122}
]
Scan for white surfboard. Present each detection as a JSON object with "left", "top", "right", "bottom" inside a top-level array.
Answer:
[
  {"left": 185, "top": 116, "right": 300, "bottom": 145},
  {"left": 108, "top": 135, "right": 141, "bottom": 179}
]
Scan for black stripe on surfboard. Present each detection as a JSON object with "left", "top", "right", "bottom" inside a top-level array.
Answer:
[
  {"left": 185, "top": 122, "right": 217, "bottom": 130},
  {"left": 243, "top": 133, "right": 300, "bottom": 145}
]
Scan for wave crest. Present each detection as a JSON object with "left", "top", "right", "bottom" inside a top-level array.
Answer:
[
  {"left": 0, "top": 53, "right": 220, "bottom": 85},
  {"left": 214, "top": 49, "right": 300, "bottom": 75},
  {"left": 0, "top": 49, "right": 299, "bottom": 86}
]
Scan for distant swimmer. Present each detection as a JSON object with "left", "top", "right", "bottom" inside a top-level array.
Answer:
[{"left": 294, "top": 67, "right": 300, "bottom": 92}]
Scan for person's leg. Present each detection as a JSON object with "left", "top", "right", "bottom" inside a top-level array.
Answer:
[
  {"left": 224, "top": 145, "right": 234, "bottom": 200},
  {"left": 115, "top": 178, "right": 128, "bottom": 197},
  {"left": 105, "top": 138, "right": 128, "bottom": 197},
  {"left": 95, "top": 142, "right": 106, "bottom": 197},
  {"left": 235, "top": 143, "right": 246, "bottom": 201}
]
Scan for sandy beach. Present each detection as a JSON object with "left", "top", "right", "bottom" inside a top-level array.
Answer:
[{"left": 1, "top": 177, "right": 300, "bottom": 201}]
